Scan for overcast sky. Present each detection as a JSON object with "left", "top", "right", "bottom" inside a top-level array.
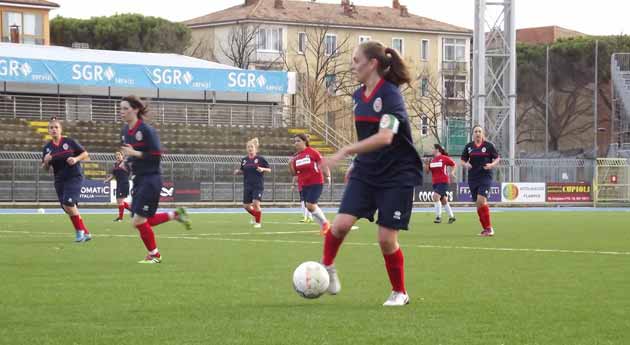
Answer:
[{"left": 51, "top": 0, "right": 629, "bottom": 36}]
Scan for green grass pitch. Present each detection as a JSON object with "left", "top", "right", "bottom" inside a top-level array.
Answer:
[{"left": 1, "top": 210, "right": 629, "bottom": 345}]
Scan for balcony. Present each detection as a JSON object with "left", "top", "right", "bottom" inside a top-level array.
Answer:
[{"left": 442, "top": 61, "right": 468, "bottom": 75}]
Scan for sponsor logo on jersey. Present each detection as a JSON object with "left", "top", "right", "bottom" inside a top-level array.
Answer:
[
  {"left": 430, "top": 162, "right": 444, "bottom": 168},
  {"left": 295, "top": 157, "right": 312, "bottom": 167}
]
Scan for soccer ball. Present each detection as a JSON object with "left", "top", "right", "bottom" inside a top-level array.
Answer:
[
  {"left": 37, "top": 208, "right": 45, "bottom": 214},
  {"left": 292, "top": 261, "right": 330, "bottom": 299}
]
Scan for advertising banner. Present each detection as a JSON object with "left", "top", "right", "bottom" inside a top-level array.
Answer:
[
  {"left": 414, "top": 184, "right": 457, "bottom": 202},
  {"left": 0, "top": 56, "right": 291, "bottom": 94},
  {"left": 457, "top": 182, "right": 501, "bottom": 202},
  {"left": 501, "top": 183, "right": 546, "bottom": 203},
  {"left": 160, "top": 181, "right": 175, "bottom": 203},
  {"left": 79, "top": 179, "right": 111, "bottom": 203},
  {"left": 546, "top": 183, "right": 592, "bottom": 202},
  {"left": 173, "top": 181, "right": 201, "bottom": 202}
]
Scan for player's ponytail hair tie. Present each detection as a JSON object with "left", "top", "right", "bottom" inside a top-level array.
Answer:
[
  {"left": 434, "top": 144, "right": 448, "bottom": 156},
  {"left": 359, "top": 41, "right": 411, "bottom": 87}
]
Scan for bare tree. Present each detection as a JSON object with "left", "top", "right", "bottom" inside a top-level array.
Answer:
[
  {"left": 219, "top": 23, "right": 259, "bottom": 69},
  {"left": 407, "top": 69, "right": 471, "bottom": 146},
  {"left": 187, "top": 32, "right": 216, "bottom": 62},
  {"left": 282, "top": 25, "right": 356, "bottom": 118}
]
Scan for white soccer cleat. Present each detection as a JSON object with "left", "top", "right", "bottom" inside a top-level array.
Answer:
[
  {"left": 253, "top": 223, "right": 262, "bottom": 229},
  {"left": 250, "top": 219, "right": 256, "bottom": 225},
  {"left": 324, "top": 264, "right": 341, "bottom": 295},
  {"left": 383, "top": 291, "right": 410, "bottom": 306}
]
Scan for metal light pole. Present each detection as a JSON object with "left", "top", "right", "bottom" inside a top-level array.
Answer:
[
  {"left": 594, "top": 40, "right": 599, "bottom": 158},
  {"left": 545, "top": 45, "right": 550, "bottom": 155}
]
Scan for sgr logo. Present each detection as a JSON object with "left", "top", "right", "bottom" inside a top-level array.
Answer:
[
  {"left": 0, "top": 59, "right": 32, "bottom": 77},
  {"left": 228, "top": 72, "right": 266, "bottom": 88},
  {"left": 151, "top": 68, "right": 193, "bottom": 85},
  {"left": 72, "top": 64, "right": 116, "bottom": 81}
]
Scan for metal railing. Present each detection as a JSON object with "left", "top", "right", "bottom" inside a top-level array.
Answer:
[
  {"left": 0, "top": 94, "right": 291, "bottom": 127},
  {"left": 0, "top": 152, "right": 596, "bottom": 203}
]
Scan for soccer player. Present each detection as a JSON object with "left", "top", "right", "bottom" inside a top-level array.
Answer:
[
  {"left": 104, "top": 151, "right": 131, "bottom": 222},
  {"left": 234, "top": 138, "right": 271, "bottom": 228},
  {"left": 294, "top": 176, "right": 314, "bottom": 224},
  {"left": 119, "top": 95, "right": 192, "bottom": 264},
  {"left": 427, "top": 144, "right": 456, "bottom": 224},
  {"left": 41, "top": 117, "right": 92, "bottom": 243},
  {"left": 290, "top": 134, "right": 331, "bottom": 236},
  {"left": 461, "top": 125, "right": 500, "bottom": 237},
  {"left": 320, "top": 41, "right": 423, "bottom": 306}
]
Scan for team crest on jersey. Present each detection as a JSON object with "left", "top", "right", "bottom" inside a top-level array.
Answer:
[
  {"left": 254, "top": 159, "right": 259, "bottom": 164},
  {"left": 482, "top": 147, "right": 487, "bottom": 153},
  {"left": 46, "top": 148, "right": 50, "bottom": 153},
  {"left": 62, "top": 143, "right": 69, "bottom": 150},
  {"left": 135, "top": 131, "right": 143, "bottom": 141},
  {"left": 373, "top": 97, "right": 383, "bottom": 112}
]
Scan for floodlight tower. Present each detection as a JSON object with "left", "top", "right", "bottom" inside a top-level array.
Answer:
[{"left": 473, "top": 0, "right": 517, "bottom": 173}]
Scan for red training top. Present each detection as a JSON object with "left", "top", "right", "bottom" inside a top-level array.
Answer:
[
  {"left": 429, "top": 155, "right": 455, "bottom": 185},
  {"left": 292, "top": 147, "right": 324, "bottom": 187}
]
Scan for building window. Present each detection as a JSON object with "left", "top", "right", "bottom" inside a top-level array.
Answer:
[
  {"left": 359, "top": 35, "right": 371, "bottom": 44},
  {"left": 421, "top": 115, "right": 429, "bottom": 136},
  {"left": 443, "top": 38, "right": 466, "bottom": 62},
  {"left": 392, "top": 38, "right": 404, "bottom": 55},
  {"left": 325, "top": 34, "right": 337, "bottom": 56},
  {"left": 421, "top": 78, "right": 429, "bottom": 97},
  {"left": 444, "top": 75, "right": 467, "bottom": 99},
  {"left": 2, "top": 12, "right": 23, "bottom": 43},
  {"left": 298, "top": 32, "right": 307, "bottom": 54},
  {"left": 325, "top": 74, "right": 337, "bottom": 95},
  {"left": 421, "top": 39, "right": 429, "bottom": 60},
  {"left": 257, "top": 27, "right": 283, "bottom": 52},
  {"left": 22, "top": 13, "right": 43, "bottom": 44}
]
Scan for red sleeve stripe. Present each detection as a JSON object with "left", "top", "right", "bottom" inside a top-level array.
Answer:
[
  {"left": 149, "top": 151, "right": 162, "bottom": 156},
  {"left": 51, "top": 150, "right": 74, "bottom": 157},
  {"left": 355, "top": 116, "right": 380, "bottom": 123}
]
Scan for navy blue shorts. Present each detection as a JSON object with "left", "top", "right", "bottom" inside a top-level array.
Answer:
[
  {"left": 339, "top": 178, "right": 414, "bottom": 230},
  {"left": 433, "top": 183, "right": 449, "bottom": 198},
  {"left": 116, "top": 182, "right": 130, "bottom": 199},
  {"left": 302, "top": 184, "right": 323, "bottom": 204},
  {"left": 54, "top": 176, "right": 82, "bottom": 207},
  {"left": 130, "top": 174, "right": 162, "bottom": 218},
  {"left": 469, "top": 179, "right": 492, "bottom": 202},
  {"left": 298, "top": 190, "right": 305, "bottom": 202},
  {"left": 243, "top": 186, "right": 264, "bottom": 204}
]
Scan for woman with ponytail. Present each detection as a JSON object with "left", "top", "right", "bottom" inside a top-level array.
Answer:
[
  {"left": 119, "top": 95, "right": 192, "bottom": 264},
  {"left": 235, "top": 137, "right": 271, "bottom": 228},
  {"left": 427, "top": 144, "right": 457, "bottom": 224},
  {"left": 320, "top": 41, "right": 423, "bottom": 306}
]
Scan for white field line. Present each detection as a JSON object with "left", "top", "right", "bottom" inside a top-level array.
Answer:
[{"left": 0, "top": 230, "right": 629, "bottom": 257}]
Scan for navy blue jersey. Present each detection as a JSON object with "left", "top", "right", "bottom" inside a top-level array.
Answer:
[
  {"left": 112, "top": 161, "right": 131, "bottom": 185},
  {"left": 350, "top": 79, "right": 423, "bottom": 188},
  {"left": 461, "top": 141, "right": 500, "bottom": 181},
  {"left": 240, "top": 155, "right": 269, "bottom": 189},
  {"left": 42, "top": 137, "right": 85, "bottom": 182},
  {"left": 121, "top": 120, "right": 162, "bottom": 176}
]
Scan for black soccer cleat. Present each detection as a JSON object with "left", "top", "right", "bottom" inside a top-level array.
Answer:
[{"left": 448, "top": 217, "right": 456, "bottom": 224}]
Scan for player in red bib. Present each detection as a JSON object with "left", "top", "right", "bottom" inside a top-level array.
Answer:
[
  {"left": 426, "top": 144, "right": 456, "bottom": 224},
  {"left": 290, "top": 134, "right": 331, "bottom": 236}
]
